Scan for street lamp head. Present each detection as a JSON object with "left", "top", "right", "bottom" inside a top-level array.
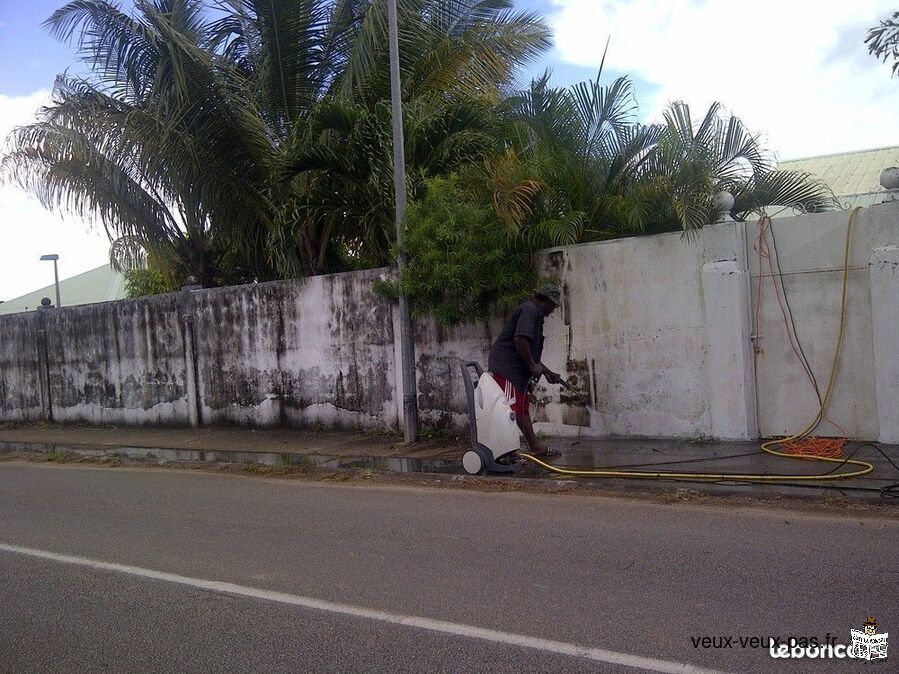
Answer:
[{"left": 40, "top": 254, "right": 59, "bottom": 261}]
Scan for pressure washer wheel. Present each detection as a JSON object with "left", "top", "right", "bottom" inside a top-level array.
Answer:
[{"left": 461, "top": 450, "right": 485, "bottom": 475}]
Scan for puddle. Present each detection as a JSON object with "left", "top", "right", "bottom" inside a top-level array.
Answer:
[{"left": 0, "top": 441, "right": 461, "bottom": 474}]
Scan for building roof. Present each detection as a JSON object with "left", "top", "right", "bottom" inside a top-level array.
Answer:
[
  {"left": 778, "top": 145, "right": 899, "bottom": 208},
  {"left": 0, "top": 264, "right": 127, "bottom": 316}
]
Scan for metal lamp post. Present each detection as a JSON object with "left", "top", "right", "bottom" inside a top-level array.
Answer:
[
  {"left": 39, "top": 254, "right": 61, "bottom": 308},
  {"left": 387, "top": 0, "right": 419, "bottom": 442}
]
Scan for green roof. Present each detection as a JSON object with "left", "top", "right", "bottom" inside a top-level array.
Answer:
[
  {"left": 0, "top": 264, "right": 127, "bottom": 316},
  {"left": 778, "top": 146, "right": 899, "bottom": 204}
]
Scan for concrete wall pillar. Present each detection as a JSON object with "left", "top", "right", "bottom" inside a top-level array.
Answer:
[
  {"left": 181, "top": 289, "right": 202, "bottom": 428},
  {"left": 35, "top": 310, "right": 54, "bottom": 422},
  {"left": 869, "top": 207, "right": 899, "bottom": 443},
  {"left": 700, "top": 221, "right": 759, "bottom": 440}
]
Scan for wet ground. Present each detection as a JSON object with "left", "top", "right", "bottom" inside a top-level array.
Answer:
[
  {"left": 1, "top": 423, "right": 897, "bottom": 501},
  {"left": 0, "top": 424, "right": 465, "bottom": 459}
]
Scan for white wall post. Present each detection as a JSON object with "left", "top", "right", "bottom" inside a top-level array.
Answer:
[
  {"left": 868, "top": 203, "right": 899, "bottom": 443},
  {"left": 701, "top": 218, "right": 759, "bottom": 440}
]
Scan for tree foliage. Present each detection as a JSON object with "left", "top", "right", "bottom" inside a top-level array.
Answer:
[
  {"left": 1, "top": 0, "right": 841, "bottom": 322},
  {"left": 124, "top": 266, "right": 179, "bottom": 298},
  {"left": 2, "top": 0, "right": 549, "bottom": 285},
  {"left": 378, "top": 175, "right": 534, "bottom": 325},
  {"left": 866, "top": 11, "right": 899, "bottom": 76},
  {"left": 483, "top": 73, "right": 837, "bottom": 247}
]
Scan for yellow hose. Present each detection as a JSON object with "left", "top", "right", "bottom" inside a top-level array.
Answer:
[{"left": 521, "top": 208, "right": 875, "bottom": 483}]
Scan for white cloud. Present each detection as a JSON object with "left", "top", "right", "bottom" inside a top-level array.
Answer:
[
  {"left": 0, "top": 90, "right": 111, "bottom": 302},
  {"left": 548, "top": 0, "right": 899, "bottom": 159}
]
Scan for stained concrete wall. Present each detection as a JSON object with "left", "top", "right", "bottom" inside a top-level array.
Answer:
[
  {"left": 412, "top": 317, "right": 502, "bottom": 430},
  {"left": 191, "top": 271, "right": 399, "bottom": 429},
  {"left": 0, "top": 270, "right": 402, "bottom": 430},
  {"left": 0, "top": 312, "right": 45, "bottom": 422},
  {"left": 1, "top": 202, "right": 896, "bottom": 440},
  {"left": 42, "top": 295, "right": 192, "bottom": 425}
]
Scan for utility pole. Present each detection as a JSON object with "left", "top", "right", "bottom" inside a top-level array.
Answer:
[{"left": 387, "top": 0, "right": 419, "bottom": 442}]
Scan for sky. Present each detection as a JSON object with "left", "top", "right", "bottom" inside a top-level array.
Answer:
[{"left": 1, "top": 0, "right": 897, "bottom": 301}]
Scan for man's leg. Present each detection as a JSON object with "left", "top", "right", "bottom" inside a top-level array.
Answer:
[{"left": 517, "top": 413, "right": 546, "bottom": 455}]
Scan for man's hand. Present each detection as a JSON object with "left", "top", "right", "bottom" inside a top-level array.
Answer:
[
  {"left": 544, "top": 369, "right": 566, "bottom": 386},
  {"left": 529, "top": 363, "right": 546, "bottom": 379}
]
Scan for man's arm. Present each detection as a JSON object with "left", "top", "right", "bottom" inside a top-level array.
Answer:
[
  {"left": 514, "top": 335, "right": 564, "bottom": 385},
  {"left": 514, "top": 336, "right": 544, "bottom": 378},
  {"left": 513, "top": 305, "right": 544, "bottom": 379}
]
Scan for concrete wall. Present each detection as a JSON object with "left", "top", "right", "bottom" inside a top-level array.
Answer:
[
  {"left": 0, "top": 312, "right": 45, "bottom": 422},
  {"left": 749, "top": 204, "right": 899, "bottom": 443},
  {"left": 192, "top": 271, "right": 399, "bottom": 430},
  {"left": 412, "top": 317, "right": 501, "bottom": 430},
  {"left": 42, "top": 295, "right": 192, "bottom": 425},
  {"left": 525, "top": 203, "right": 897, "bottom": 442},
  {"left": 533, "top": 232, "right": 714, "bottom": 439},
  {"left": 1, "top": 202, "right": 896, "bottom": 441},
  {"left": 0, "top": 270, "right": 401, "bottom": 430}
]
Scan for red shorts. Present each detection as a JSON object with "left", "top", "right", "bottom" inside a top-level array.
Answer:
[{"left": 492, "top": 373, "right": 529, "bottom": 419}]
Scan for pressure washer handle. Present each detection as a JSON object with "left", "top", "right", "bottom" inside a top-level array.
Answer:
[
  {"left": 545, "top": 368, "right": 569, "bottom": 388},
  {"left": 530, "top": 370, "right": 570, "bottom": 389}
]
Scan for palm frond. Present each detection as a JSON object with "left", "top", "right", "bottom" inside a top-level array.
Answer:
[
  {"left": 45, "top": 0, "right": 164, "bottom": 101},
  {"left": 109, "top": 235, "right": 149, "bottom": 271},
  {"left": 732, "top": 170, "right": 839, "bottom": 218},
  {"left": 865, "top": 11, "right": 899, "bottom": 76}
]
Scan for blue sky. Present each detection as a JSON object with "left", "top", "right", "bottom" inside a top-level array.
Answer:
[
  {"left": 0, "top": 0, "right": 659, "bottom": 106},
  {"left": 0, "top": 1, "right": 86, "bottom": 95},
  {"left": 1, "top": 0, "right": 897, "bottom": 301}
]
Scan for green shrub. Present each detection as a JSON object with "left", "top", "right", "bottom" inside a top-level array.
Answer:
[
  {"left": 124, "top": 267, "right": 179, "bottom": 298},
  {"left": 378, "top": 176, "right": 536, "bottom": 325}
]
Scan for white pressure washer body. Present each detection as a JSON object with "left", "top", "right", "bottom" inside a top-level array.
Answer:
[{"left": 460, "top": 361, "right": 521, "bottom": 475}]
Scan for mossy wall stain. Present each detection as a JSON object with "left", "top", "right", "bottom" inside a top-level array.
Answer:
[
  {"left": 37, "top": 296, "right": 189, "bottom": 421},
  {"left": 0, "top": 313, "right": 43, "bottom": 419},
  {"left": 194, "top": 271, "right": 395, "bottom": 426}
]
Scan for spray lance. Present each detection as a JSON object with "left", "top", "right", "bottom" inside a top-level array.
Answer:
[{"left": 530, "top": 368, "right": 598, "bottom": 416}]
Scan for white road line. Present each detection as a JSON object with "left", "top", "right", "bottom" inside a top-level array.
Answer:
[{"left": 1, "top": 542, "right": 726, "bottom": 674}]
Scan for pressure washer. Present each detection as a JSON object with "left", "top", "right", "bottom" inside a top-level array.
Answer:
[{"left": 460, "top": 362, "right": 521, "bottom": 475}]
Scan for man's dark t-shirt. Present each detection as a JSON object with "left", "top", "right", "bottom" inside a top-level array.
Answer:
[{"left": 488, "top": 300, "right": 545, "bottom": 393}]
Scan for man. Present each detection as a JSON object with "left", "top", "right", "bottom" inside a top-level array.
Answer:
[{"left": 488, "top": 284, "right": 565, "bottom": 458}]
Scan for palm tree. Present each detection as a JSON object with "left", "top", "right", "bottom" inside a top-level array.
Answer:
[
  {"left": 485, "top": 71, "right": 838, "bottom": 246},
  {"left": 275, "top": 94, "right": 500, "bottom": 275},
  {"left": 485, "top": 72, "right": 669, "bottom": 245},
  {"left": 4, "top": 0, "right": 274, "bottom": 286},
  {"left": 266, "top": 0, "right": 551, "bottom": 274},
  {"left": 2, "top": 0, "right": 550, "bottom": 284},
  {"left": 647, "top": 101, "right": 839, "bottom": 233}
]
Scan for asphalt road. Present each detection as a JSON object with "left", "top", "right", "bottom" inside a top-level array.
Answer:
[{"left": 0, "top": 462, "right": 896, "bottom": 673}]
